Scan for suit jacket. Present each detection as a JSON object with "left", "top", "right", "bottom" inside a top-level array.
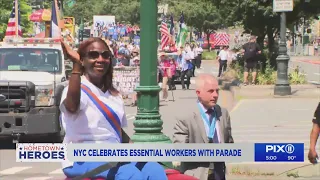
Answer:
[{"left": 172, "top": 104, "right": 234, "bottom": 180}]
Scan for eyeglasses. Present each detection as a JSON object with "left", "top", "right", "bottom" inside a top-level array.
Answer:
[{"left": 86, "top": 51, "right": 112, "bottom": 59}]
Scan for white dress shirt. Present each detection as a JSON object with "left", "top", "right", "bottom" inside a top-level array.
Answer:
[
  {"left": 195, "top": 47, "right": 203, "bottom": 55},
  {"left": 181, "top": 51, "right": 190, "bottom": 71},
  {"left": 218, "top": 50, "right": 228, "bottom": 61}
]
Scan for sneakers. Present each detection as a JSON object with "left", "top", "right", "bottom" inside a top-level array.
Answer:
[{"left": 243, "top": 81, "right": 256, "bottom": 86}]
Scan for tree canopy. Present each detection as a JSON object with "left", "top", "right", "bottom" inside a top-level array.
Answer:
[{"left": 63, "top": 0, "right": 140, "bottom": 25}]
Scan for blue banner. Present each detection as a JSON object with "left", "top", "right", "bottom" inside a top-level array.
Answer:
[{"left": 254, "top": 143, "right": 304, "bottom": 162}]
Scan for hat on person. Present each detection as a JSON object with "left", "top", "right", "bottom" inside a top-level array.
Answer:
[
  {"left": 133, "top": 56, "right": 140, "bottom": 61},
  {"left": 132, "top": 49, "right": 139, "bottom": 54}
]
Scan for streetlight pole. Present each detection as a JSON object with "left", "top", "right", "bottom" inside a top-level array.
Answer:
[
  {"left": 79, "top": 17, "right": 84, "bottom": 42},
  {"left": 57, "top": 0, "right": 64, "bottom": 20},
  {"left": 132, "top": 0, "right": 171, "bottom": 143},
  {"left": 274, "top": 12, "right": 291, "bottom": 96}
]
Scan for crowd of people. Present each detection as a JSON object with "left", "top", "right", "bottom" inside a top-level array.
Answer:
[
  {"left": 157, "top": 43, "right": 203, "bottom": 101},
  {"left": 105, "top": 40, "right": 141, "bottom": 106},
  {"left": 94, "top": 22, "right": 140, "bottom": 42},
  {"left": 102, "top": 34, "right": 263, "bottom": 105},
  {"left": 215, "top": 36, "right": 262, "bottom": 86},
  {"left": 109, "top": 42, "right": 140, "bottom": 67}
]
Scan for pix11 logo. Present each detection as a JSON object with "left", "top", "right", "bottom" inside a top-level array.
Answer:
[
  {"left": 16, "top": 143, "right": 67, "bottom": 162},
  {"left": 254, "top": 143, "right": 304, "bottom": 162},
  {"left": 266, "top": 144, "right": 295, "bottom": 154}
]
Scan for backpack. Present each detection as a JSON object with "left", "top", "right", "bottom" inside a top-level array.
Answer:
[{"left": 244, "top": 42, "right": 257, "bottom": 60}]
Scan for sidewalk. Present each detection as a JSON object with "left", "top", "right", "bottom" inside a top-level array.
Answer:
[
  {"left": 229, "top": 84, "right": 320, "bottom": 100},
  {"left": 290, "top": 55, "right": 320, "bottom": 63},
  {"left": 225, "top": 97, "right": 320, "bottom": 178},
  {"left": 289, "top": 56, "right": 320, "bottom": 84},
  {"left": 227, "top": 174, "right": 320, "bottom": 180}
]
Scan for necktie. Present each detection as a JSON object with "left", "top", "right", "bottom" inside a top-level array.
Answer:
[
  {"left": 206, "top": 109, "right": 214, "bottom": 124},
  {"left": 206, "top": 108, "right": 216, "bottom": 143}
]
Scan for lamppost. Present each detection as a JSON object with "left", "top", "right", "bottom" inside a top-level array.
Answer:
[
  {"left": 274, "top": 12, "right": 292, "bottom": 96},
  {"left": 132, "top": 0, "right": 171, "bottom": 143},
  {"left": 79, "top": 17, "right": 84, "bottom": 42},
  {"left": 302, "top": 0, "right": 311, "bottom": 55},
  {"left": 58, "top": 0, "right": 64, "bottom": 17}
]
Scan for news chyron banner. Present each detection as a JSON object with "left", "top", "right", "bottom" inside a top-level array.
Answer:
[
  {"left": 254, "top": 143, "right": 304, "bottom": 162},
  {"left": 16, "top": 143, "right": 304, "bottom": 163}
]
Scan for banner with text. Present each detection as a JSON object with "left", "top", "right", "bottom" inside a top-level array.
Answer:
[
  {"left": 113, "top": 67, "right": 139, "bottom": 95},
  {"left": 16, "top": 143, "right": 305, "bottom": 162}
]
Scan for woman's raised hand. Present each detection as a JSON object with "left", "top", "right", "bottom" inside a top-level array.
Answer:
[{"left": 61, "top": 40, "right": 81, "bottom": 65}]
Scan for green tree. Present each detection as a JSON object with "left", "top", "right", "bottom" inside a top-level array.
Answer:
[
  {"left": 211, "top": 0, "right": 320, "bottom": 67},
  {"left": 220, "top": 0, "right": 320, "bottom": 47},
  {"left": 63, "top": 0, "right": 140, "bottom": 26},
  {"left": 63, "top": 0, "right": 100, "bottom": 25},
  {"left": 111, "top": 1, "right": 140, "bottom": 25},
  {"left": 0, "top": 0, "right": 33, "bottom": 40}
]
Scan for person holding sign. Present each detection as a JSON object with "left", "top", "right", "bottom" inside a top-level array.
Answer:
[{"left": 60, "top": 38, "right": 167, "bottom": 180}]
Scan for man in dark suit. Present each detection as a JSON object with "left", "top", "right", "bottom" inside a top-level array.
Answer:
[{"left": 173, "top": 74, "right": 234, "bottom": 180}]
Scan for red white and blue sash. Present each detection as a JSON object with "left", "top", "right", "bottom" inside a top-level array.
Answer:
[{"left": 80, "top": 84, "right": 122, "bottom": 141}]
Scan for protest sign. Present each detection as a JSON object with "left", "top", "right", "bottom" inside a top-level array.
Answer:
[{"left": 113, "top": 66, "right": 140, "bottom": 95}]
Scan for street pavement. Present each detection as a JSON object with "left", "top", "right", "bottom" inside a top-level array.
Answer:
[
  {"left": 289, "top": 56, "right": 320, "bottom": 85},
  {"left": 227, "top": 99, "right": 319, "bottom": 173}
]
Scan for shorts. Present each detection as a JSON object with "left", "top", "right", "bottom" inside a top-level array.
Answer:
[{"left": 244, "top": 60, "right": 258, "bottom": 72}]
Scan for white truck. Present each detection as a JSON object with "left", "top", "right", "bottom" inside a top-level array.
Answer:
[{"left": 0, "top": 38, "right": 70, "bottom": 142}]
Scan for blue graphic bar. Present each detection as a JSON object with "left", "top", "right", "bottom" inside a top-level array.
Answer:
[{"left": 254, "top": 143, "right": 304, "bottom": 162}]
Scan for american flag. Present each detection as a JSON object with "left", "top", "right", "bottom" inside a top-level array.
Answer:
[
  {"left": 5, "top": 0, "right": 22, "bottom": 37},
  {"left": 49, "top": 0, "right": 61, "bottom": 38},
  {"left": 160, "top": 21, "right": 170, "bottom": 50}
]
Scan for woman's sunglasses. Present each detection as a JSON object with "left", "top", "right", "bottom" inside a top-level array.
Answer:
[{"left": 87, "top": 51, "right": 112, "bottom": 59}]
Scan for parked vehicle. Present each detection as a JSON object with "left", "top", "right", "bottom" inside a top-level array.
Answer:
[{"left": 0, "top": 38, "right": 68, "bottom": 143}]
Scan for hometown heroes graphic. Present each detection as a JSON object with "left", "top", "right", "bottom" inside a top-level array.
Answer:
[{"left": 16, "top": 143, "right": 66, "bottom": 162}]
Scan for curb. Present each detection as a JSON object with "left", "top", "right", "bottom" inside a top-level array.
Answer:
[
  {"left": 226, "top": 83, "right": 320, "bottom": 100},
  {"left": 233, "top": 84, "right": 319, "bottom": 89},
  {"left": 226, "top": 162, "right": 320, "bottom": 178}
]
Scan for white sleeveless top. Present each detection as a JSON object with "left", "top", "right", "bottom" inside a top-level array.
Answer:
[{"left": 59, "top": 76, "right": 128, "bottom": 168}]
